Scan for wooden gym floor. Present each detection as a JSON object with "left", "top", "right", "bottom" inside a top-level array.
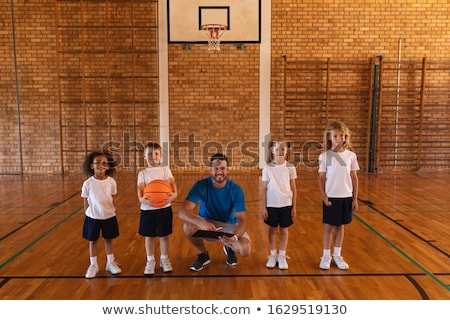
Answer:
[{"left": 0, "top": 171, "right": 449, "bottom": 300}]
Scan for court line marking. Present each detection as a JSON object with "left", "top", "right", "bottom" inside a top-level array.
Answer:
[
  {"left": 1, "top": 194, "right": 449, "bottom": 297},
  {"left": 1, "top": 273, "right": 448, "bottom": 299},
  {"left": 3, "top": 272, "right": 448, "bottom": 279},
  {"left": 358, "top": 199, "right": 449, "bottom": 258},
  {"left": 354, "top": 203, "right": 450, "bottom": 292},
  {"left": 0, "top": 191, "right": 80, "bottom": 241},
  {"left": 0, "top": 206, "right": 83, "bottom": 269}
]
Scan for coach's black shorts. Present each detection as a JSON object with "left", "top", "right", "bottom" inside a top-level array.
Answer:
[
  {"left": 82, "top": 216, "right": 120, "bottom": 241},
  {"left": 322, "top": 197, "right": 353, "bottom": 226},
  {"left": 264, "top": 206, "right": 294, "bottom": 228},
  {"left": 139, "top": 206, "right": 173, "bottom": 237}
]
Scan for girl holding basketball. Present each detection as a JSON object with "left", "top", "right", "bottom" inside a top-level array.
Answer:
[
  {"left": 261, "top": 138, "right": 297, "bottom": 270},
  {"left": 81, "top": 151, "right": 121, "bottom": 279},
  {"left": 137, "top": 142, "right": 177, "bottom": 275},
  {"left": 318, "top": 121, "right": 359, "bottom": 270}
]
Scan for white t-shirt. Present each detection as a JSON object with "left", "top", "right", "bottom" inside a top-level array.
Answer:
[
  {"left": 137, "top": 166, "right": 174, "bottom": 210},
  {"left": 318, "top": 150, "right": 360, "bottom": 198},
  {"left": 81, "top": 176, "right": 117, "bottom": 220},
  {"left": 262, "top": 161, "right": 297, "bottom": 208}
]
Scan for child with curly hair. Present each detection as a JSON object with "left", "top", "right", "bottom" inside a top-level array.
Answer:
[{"left": 81, "top": 151, "right": 121, "bottom": 278}]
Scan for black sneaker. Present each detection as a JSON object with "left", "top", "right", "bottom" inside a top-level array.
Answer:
[
  {"left": 223, "top": 245, "right": 238, "bottom": 266},
  {"left": 190, "top": 252, "right": 211, "bottom": 271}
]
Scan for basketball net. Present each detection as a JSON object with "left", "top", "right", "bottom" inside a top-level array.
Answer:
[{"left": 201, "top": 24, "right": 227, "bottom": 51}]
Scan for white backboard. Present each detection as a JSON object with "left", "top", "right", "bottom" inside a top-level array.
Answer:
[{"left": 168, "top": 0, "right": 261, "bottom": 43}]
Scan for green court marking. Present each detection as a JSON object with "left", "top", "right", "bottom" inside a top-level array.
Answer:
[
  {"left": 0, "top": 206, "right": 83, "bottom": 269},
  {"left": 353, "top": 212, "right": 450, "bottom": 291}
]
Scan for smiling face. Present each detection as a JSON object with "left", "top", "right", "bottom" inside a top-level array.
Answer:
[
  {"left": 329, "top": 129, "right": 346, "bottom": 151},
  {"left": 90, "top": 155, "right": 110, "bottom": 178},
  {"left": 271, "top": 141, "right": 289, "bottom": 163},
  {"left": 324, "top": 121, "right": 352, "bottom": 152},
  {"left": 144, "top": 147, "right": 162, "bottom": 167},
  {"left": 210, "top": 159, "right": 228, "bottom": 186}
]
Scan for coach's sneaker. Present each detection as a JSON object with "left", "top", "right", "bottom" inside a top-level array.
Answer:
[
  {"left": 277, "top": 255, "right": 290, "bottom": 270},
  {"left": 333, "top": 255, "right": 349, "bottom": 270},
  {"left": 106, "top": 261, "right": 122, "bottom": 275},
  {"left": 265, "top": 254, "right": 278, "bottom": 268},
  {"left": 85, "top": 264, "right": 99, "bottom": 279},
  {"left": 190, "top": 252, "right": 211, "bottom": 272},
  {"left": 319, "top": 255, "right": 331, "bottom": 270},
  {"left": 223, "top": 245, "right": 238, "bottom": 266},
  {"left": 144, "top": 260, "right": 156, "bottom": 275},
  {"left": 160, "top": 258, "right": 173, "bottom": 273}
]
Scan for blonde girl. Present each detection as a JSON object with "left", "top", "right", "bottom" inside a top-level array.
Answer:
[
  {"left": 261, "top": 139, "right": 297, "bottom": 270},
  {"left": 318, "top": 121, "right": 359, "bottom": 270}
]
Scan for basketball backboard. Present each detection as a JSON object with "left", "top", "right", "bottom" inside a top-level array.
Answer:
[{"left": 168, "top": 0, "right": 261, "bottom": 44}]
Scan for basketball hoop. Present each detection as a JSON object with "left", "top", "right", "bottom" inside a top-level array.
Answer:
[{"left": 201, "top": 24, "right": 227, "bottom": 51}]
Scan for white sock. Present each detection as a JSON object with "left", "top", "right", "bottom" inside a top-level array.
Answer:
[
  {"left": 160, "top": 254, "right": 168, "bottom": 260},
  {"left": 147, "top": 255, "right": 155, "bottom": 262},
  {"left": 333, "top": 247, "right": 342, "bottom": 256},
  {"left": 279, "top": 250, "right": 286, "bottom": 257},
  {"left": 106, "top": 253, "right": 115, "bottom": 264},
  {"left": 270, "top": 249, "right": 277, "bottom": 256},
  {"left": 323, "top": 249, "right": 331, "bottom": 257},
  {"left": 90, "top": 256, "right": 98, "bottom": 266}
]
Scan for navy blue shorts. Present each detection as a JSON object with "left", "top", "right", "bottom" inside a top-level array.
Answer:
[
  {"left": 322, "top": 197, "right": 353, "bottom": 226},
  {"left": 139, "top": 206, "right": 173, "bottom": 237},
  {"left": 264, "top": 206, "right": 294, "bottom": 228},
  {"left": 82, "top": 216, "right": 119, "bottom": 241}
]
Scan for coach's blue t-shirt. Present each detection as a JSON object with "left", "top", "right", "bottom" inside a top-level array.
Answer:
[{"left": 186, "top": 177, "right": 246, "bottom": 224}]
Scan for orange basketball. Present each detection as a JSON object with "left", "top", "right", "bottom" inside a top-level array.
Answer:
[{"left": 143, "top": 180, "right": 172, "bottom": 208}]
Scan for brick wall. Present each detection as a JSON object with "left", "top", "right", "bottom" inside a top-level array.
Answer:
[
  {"left": 271, "top": 0, "right": 450, "bottom": 172},
  {"left": 168, "top": 44, "right": 260, "bottom": 171},
  {"left": 0, "top": 0, "right": 449, "bottom": 174}
]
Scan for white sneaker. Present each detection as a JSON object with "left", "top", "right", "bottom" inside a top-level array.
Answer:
[
  {"left": 160, "top": 258, "right": 173, "bottom": 273},
  {"left": 319, "top": 256, "right": 331, "bottom": 270},
  {"left": 144, "top": 260, "right": 156, "bottom": 275},
  {"left": 106, "top": 261, "right": 122, "bottom": 275},
  {"left": 85, "top": 264, "right": 98, "bottom": 278},
  {"left": 277, "top": 255, "right": 289, "bottom": 270},
  {"left": 333, "top": 255, "right": 349, "bottom": 270},
  {"left": 265, "top": 254, "right": 278, "bottom": 268}
]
